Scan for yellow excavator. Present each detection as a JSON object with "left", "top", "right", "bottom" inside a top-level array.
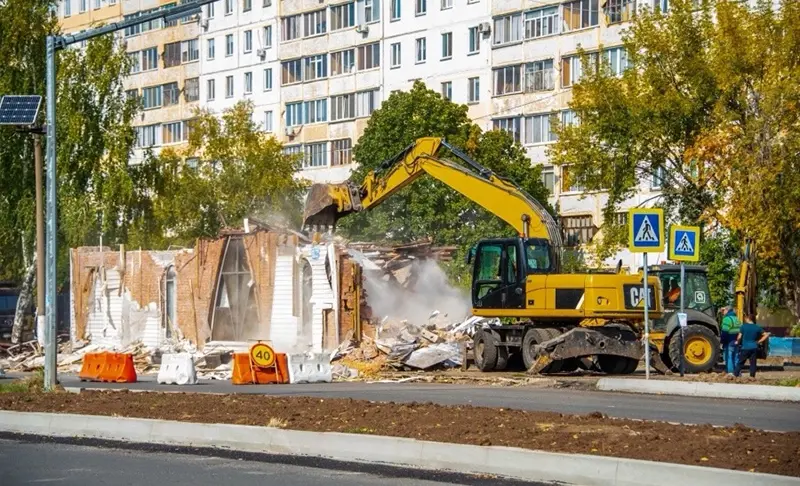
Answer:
[{"left": 304, "top": 137, "right": 670, "bottom": 374}]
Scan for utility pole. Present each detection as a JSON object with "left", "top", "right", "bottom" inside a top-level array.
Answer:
[{"left": 34, "top": 133, "right": 45, "bottom": 346}]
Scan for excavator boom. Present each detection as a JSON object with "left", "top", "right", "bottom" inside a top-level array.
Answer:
[{"left": 303, "top": 137, "right": 562, "bottom": 246}]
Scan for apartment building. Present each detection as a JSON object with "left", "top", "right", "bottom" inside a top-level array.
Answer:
[{"left": 488, "top": 0, "right": 666, "bottom": 267}]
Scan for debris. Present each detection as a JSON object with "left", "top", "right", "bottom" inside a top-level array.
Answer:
[{"left": 402, "top": 342, "right": 462, "bottom": 370}]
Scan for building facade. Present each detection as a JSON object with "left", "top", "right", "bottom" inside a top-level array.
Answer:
[{"left": 57, "top": 0, "right": 675, "bottom": 269}]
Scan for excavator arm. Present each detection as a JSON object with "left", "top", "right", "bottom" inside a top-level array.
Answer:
[{"left": 303, "top": 137, "right": 562, "bottom": 246}]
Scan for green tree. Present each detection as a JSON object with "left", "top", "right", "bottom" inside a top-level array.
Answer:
[
  {"left": 339, "top": 81, "right": 553, "bottom": 286},
  {"left": 549, "top": 0, "right": 800, "bottom": 320},
  {"left": 150, "top": 101, "right": 305, "bottom": 245}
]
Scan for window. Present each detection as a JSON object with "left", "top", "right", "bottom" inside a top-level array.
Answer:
[
  {"left": 141, "top": 47, "right": 158, "bottom": 71},
  {"left": 93, "top": 0, "right": 100, "bottom": 9},
  {"left": 331, "top": 3, "right": 356, "bottom": 30},
  {"left": 494, "top": 13, "right": 522, "bottom": 46},
  {"left": 263, "top": 68, "right": 272, "bottom": 90},
  {"left": 162, "top": 82, "right": 180, "bottom": 106},
  {"left": 357, "top": 43, "right": 380, "bottom": 70},
  {"left": 207, "top": 79, "right": 216, "bottom": 101},
  {"left": 285, "top": 102, "right": 304, "bottom": 126},
  {"left": 304, "top": 99, "right": 327, "bottom": 123},
  {"left": 243, "top": 0, "right": 252, "bottom": 11},
  {"left": 185, "top": 78, "right": 199, "bottom": 102},
  {"left": 64, "top": 0, "right": 71, "bottom": 17},
  {"left": 605, "top": 0, "right": 634, "bottom": 23},
  {"left": 282, "top": 15, "right": 301, "bottom": 41},
  {"left": 164, "top": 42, "right": 182, "bottom": 67},
  {"left": 441, "top": 81, "right": 452, "bottom": 100},
  {"left": 493, "top": 117, "right": 521, "bottom": 143},
  {"left": 416, "top": 0, "right": 426, "bottom": 15},
  {"left": 651, "top": 166, "right": 664, "bottom": 189},
  {"left": 441, "top": 0, "right": 452, "bottom": 9},
  {"left": 244, "top": 72, "right": 253, "bottom": 94},
  {"left": 541, "top": 166, "right": 555, "bottom": 193},
  {"left": 264, "top": 111, "right": 273, "bottom": 132},
  {"left": 225, "top": 75, "right": 234, "bottom": 98},
  {"left": 206, "top": 2, "right": 215, "bottom": 17},
  {"left": 390, "top": 43, "right": 401, "bottom": 68},
  {"left": 136, "top": 124, "right": 160, "bottom": 148},
  {"left": 468, "top": 27, "right": 480, "bottom": 54},
  {"left": 304, "top": 142, "right": 328, "bottom": 168},
  {"left": 79, "top": 0, "right": 87, "bottom": 13},
  {"left": 126, "top": 89, "right": 138, "bottom": 102},
  {"left": 441, "top": 32, "right": 452, "bottom": 60},
  {"left": 128, "top": 51, "right": 141, "bottom": 73},
  {"left": 225, "top": 34, "right": 234, "bottom": 56},
  {"left": 525, "top": 7, "right": 559, "bottom": 39},
  {"left": 493, "top": 65, "right": 521, "bottom": 95},
  {"left": 331, "top": 139, "right": 353, "bottom": 166},
  {"left": 561, "top": 109, "right": 578, "bottom": 126},
  {"left": 207, "top": 39, "right": 215, "bottom": 60},
  {"left": 524, "top": 113, "right": 557, "bottom": 144},
  {"left": 283, "top": 145, "right": 302, "bottom": 156},
  {"left": 142, "top": 86, "right": 162, "bottom": 109},
  {"left": 163, "top": 122, "right": 184, "bottom": 144},
  {"left": 563, "top": 0, "right": 599, "bottom": 31},
  {"left": 330, "top": 49, "right": 355, "bottom": 75},
  {"left": 603, "top": 47, "right": 629, "bottom": 76},
  {"left": 468, "top": 77, "right": 480, "bottom": 103},
  {"left": 331, "top": 93, "right": 356, "bottom": 121},
  {"left": 562, "top": 215, "right": 596, "bottom": 246},
  {"left": 211, "top": 238, "right": 259, "bottom": 341},
  {"left": 282, "top": 59, "right": 303, "bottom": 85},
  {"left": 356, "top": 90, "right": 378, "bottom": 117},
  {"left": 364, "top": 0, "right": 379, "bottom": 22},
  {"left": 561, "top": 53, "right": 598, "bottom": 87},
  {"left": 263, "top": 25, "right": 273, "bottom": 48},
  {"left": 244, "top": 30, "right": 253, "bottom": 53},
  {"left": 415, "top": 37, "right": 426, "bottom": 63},
  {"left": 263, "top": 0, "right": 271, "bottom": 6},
  {"left": 560, "top": 166, "right": 585, "bottom": 193},
  {"left": 225, "top": 0, "right": 233, "bottom": 15},
  {"left": 391, "top": 0, "right": 400, "bottom": 20},
  {"left": 304, "top": 54, "right": 328, "bottom": 81},
  {"left": 525, "top": 59, "right": 555, "bottom": 91},
  {"left": 304, "top": 9, "right": 326, "bottom": 37},
  {"left": 181, "top": 39, "right": 199, "bottom": 63}
]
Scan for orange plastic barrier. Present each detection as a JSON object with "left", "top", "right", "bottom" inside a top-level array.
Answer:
[
  {"left": 78, "top": 352, "right": 137, "bottom": 383},
  {"left": 231, "top": 352, "right": 289, "bottom": 385}
]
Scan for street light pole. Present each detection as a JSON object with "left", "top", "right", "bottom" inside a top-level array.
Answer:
[{"left": 33, "top": 133, "right": 45, "bottom": 347}]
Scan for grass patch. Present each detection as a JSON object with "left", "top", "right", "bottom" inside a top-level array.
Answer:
[
  {"left": 774, "top": 378, "right": 800, "bottom": 387},
  {"left": 0, "top": 368, "right": 44, "bottom": 393},
  {"left": 267, "top": 417, "right": 287, "bottom": 428},
  {"left": 344, "top": 427, "right": 377, "bottom": 435}
]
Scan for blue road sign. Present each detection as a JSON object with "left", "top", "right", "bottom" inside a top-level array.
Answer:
[
  {"left": 628, "top": 208, "right": 664, "bottom": 252},
  {"left": 669, "top": 225, "right": 700, "bottom": 262}
]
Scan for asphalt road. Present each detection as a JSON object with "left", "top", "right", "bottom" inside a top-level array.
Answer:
[
  {"left": 0, "top": 437, "right": 540, "bottom": 486},
  {"left": 55, "top": 374, "right": 800, "bottom": 432}
]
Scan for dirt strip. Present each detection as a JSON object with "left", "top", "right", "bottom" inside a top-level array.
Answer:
[{"left": 1, "top": 390, "right": 798, "bottom": 477}]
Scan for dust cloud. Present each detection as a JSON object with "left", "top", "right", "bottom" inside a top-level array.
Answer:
[{"left": 361, "top": 258, "right": 472, "bottom": 327}]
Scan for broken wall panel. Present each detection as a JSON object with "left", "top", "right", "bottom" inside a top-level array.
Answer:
[
  {"left": 243, "top": 231, "right": 278, "bottom": 341},
  {"left": 174, "top": 238, "right": 224, "bottom": 346}
]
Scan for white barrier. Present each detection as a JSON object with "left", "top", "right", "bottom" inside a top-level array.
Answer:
[
  {"left": 287, "top": 352, "right": 332, "bottom": 384},
  {"left": 156, "top": 353, "right": 197, "bottom": 385}
]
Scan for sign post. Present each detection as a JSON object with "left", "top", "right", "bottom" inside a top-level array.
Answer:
[
  {"left": 668, "top": 225, "right": 701, "bottom": 377},
  {"left": 628, "top": 208, "right": 665, "bottom": 380}
]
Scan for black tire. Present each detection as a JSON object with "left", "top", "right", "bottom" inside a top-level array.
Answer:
[
  {"left": 620, "top": 357, "right": 639, "bottom": 375},
  {"left": 560, "top": 358, "right": 581, "bottom": 373},
  {"left": 597, "top": 355, "right": 629, "bottom": 374},
  {"left": 668, "top": 325, "right": 720, "bottom": 374},
  {"left": 491, "top": 330, "right": 509, "bottom": 371},
  {"left": 473, "top": 329, "right": 498, "bottom": 372},
  {"left": 522, "top": 328, "right": 561, "bottom": 373}
]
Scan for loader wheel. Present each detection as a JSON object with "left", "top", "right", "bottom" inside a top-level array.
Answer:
[
  {"left": 492, "top": 330, "right": 509, "bottom": 371},
  {"left": 620, "top": 357, "right": 639, "bottom": 374},
  {"left": 522, "top": 328, "right": 561, "bottom": 373},
  {"left": 668, "top": 325, "right": 720, "bottom": 374},
  {"left": 597, "top": 355, "right": 630, "bottom": 374},
  {"left": 473, "top": 330, "right": 498, "bottom": 372}
]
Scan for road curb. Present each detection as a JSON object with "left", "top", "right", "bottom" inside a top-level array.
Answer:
[
  {"left": 0, "top": 411, "right": 796, "bottom": 486},
  {"left": 597, "top": 378, "right": 800, "bottom": 402}
]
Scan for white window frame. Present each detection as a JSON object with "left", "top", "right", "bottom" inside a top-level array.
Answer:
[
  {"left": 391, "top": 0, "right": 401, "bottom": 20},
  {"left": 282, "top": 59, "right": 303, "bottom": 85},
  {"left": 330, "top": 49, "right": 356, "bottom": 76},
  {"left": 468, "top": 27, "right": 480, "bottom": 54},
  {"left": 331, "top": 138, "right": 353, "bottom": 166},
  {"left": 441, "top": 32, "right": 452, "bottom": 60},
  {"left": 303, "top": 142, "right": 328, "bottom": 168},
  {"left": 331, "top": 2, "right": 356, "bottom": 31},
  {"left": 225, "top": 34, "right": 234, "bottom": 56},
  {"left": 207, "top": 79, "right": 216, "bottom": 101},
  {"left": 225, "top": 0, "right": 234, "bottom": 15},
  {"left": 303, "top": 99, "right": 328, "bottom": 124},
  {"left": 441, "top": 0, "right": 452, "bottom": 9},
  {"left": 493, "top": 64, "right": 522, "bottom": 95},
  {"left": 263, "top": 68, "right": 273, "bottom": 91},
  {"left": 603, "top": 46, "right": 629, "bottom": 76},
  {"left": 441, "top": 81, "right": 452, "bottom": 100},
  {"left": 357, "top": 42, "right": 380, "bottom": 70},
  {"left": 493, "top": 13, "right": 522, "bottom": 46},
  {"left": 263, "top": 25, "right": 273, "bottom": 48},
  {"left": 264, "top": 111, "right": 273, "bottom": 132},
  {"left": 207, "top": 38, "right": 215, "bottom": 60},
  {"left": 285, "top": 102, "right": 304, "bottom": 127},
  {"left": 64, "top": 0, "right": 72, "bottom": 17},
  {"left": 79, "top": 0, "right": 87, "bottom": 13},
  {"left": 355, "top": 90, "right": 378, "bottom": 117},
  {"left": 468, "top": 77, "right": 480, "bottom": 103},
  {"left": 390, "top": 42, "right": 401, "bottom": 68},
  {"left": 525, "top": 59, "right": 555, "bottom": 92},
  {"left": 244, "top": 30, "right": 253, "bottom": 53},
  {"left": 331, "top": 93, "right": 356, "bottom": 121},
  {"left": 524, "top": 113, "right": 557, "bottom": 145},
  {"left": 225, "top": 75, "right": 234, "bottom": 98},
  {"left": 524, "top": 6, "right": 559, "bottom": 40},
  {"left": 415, "top": 0, "right": 426, "bottom": 16},
  {"left": 281, "top": 15, "right": 301, "bottom": 42},
  {"left": 562, "top": 0, "right": 599, "bottom": 32},
  {"left": 244, "top": 71, "right": 253, "bottom": 94},
  {"left": 415, "top": 37, "right": 426, "bottom": 63},
  {"left": 304, "top": 9, "right": 327, "bottom": 37},
  {"left": 304, "top": 54, "right": 328, "bottom": 81},
  {"left": 493, "top": 117, "right": 521, "bottom": 143},
  {"left": 364, "top": 0, "right": 379, "bottom": 23},
  {"left": 141, "top": 47, "right": 159, "bottom": 71}
]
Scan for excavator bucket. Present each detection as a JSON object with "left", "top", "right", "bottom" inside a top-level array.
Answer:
[{"left": 302, "top": 182, "right": 351, "bottom": 229}]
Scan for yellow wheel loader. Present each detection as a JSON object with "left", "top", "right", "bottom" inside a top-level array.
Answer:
[{"left": 304, "top": 137, "right": 671, "bottom": 374}]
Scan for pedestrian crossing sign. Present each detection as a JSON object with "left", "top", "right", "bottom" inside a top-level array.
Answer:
[
  {"left": 669, "top": 225, "right": 700, "bottom": 262},
  {"left": 628, "top": 208, "right": 664, "bottom": 252}
]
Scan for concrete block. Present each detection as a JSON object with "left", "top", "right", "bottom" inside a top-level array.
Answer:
[
  {"left": 0, "top": 411, "right": 53, "bottom": 436},
  {"left": 597, "top": 378, "right": 800, "bottom": 402},
  {"left": 486, "top": 447, "right": 620, "bottom": 486},
  {"left": 419, "top": 440, "right": 490, "bottom": 474},
  {"left": 85, "top": 415, "right": 155, "bottom": 442}
]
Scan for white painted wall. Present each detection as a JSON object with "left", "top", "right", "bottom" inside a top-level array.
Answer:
[{"left": 269, "top": 254, "right": 299, "bottom": 351}]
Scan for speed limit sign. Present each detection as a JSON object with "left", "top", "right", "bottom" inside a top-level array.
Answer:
[{"left": 249, "top": 342, "right": 275, "bottom": 368}]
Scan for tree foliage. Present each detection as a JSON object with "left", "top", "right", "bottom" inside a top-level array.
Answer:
[
  {"left": 339, "top": 81, "right": 553, "bottom": 287},
  {"left": 549, "top": 0, "right": 800, "bottom": 319},
  {"left": 149, "top": 101, "right": 305, "bottom": 246}
]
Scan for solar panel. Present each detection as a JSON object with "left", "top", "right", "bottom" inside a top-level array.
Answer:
[{"left": 0, "top": 95, "right": 43, "bottom": 126}]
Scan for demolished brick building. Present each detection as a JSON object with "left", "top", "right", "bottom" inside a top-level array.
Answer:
[{"left": 69, "top": 226, "right": 370, "bottom": 354}]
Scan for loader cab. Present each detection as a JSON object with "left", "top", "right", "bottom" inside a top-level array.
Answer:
[{"left": 468, "top": 238, "right": 553, "bottom": 310}]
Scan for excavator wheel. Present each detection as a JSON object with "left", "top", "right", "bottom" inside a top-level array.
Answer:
[
  {"left": 540, "top": 328, "right": 565, "bottom": 373},
  {"left": 620, "top": 357, "right": 640, "bottom": 374},
  {"left": 597, "top": 355, "right": 631, "bottom": 375},
  {"left": 491, "top": 330, "right": 510, "bottom": 371},
  {"left": 668, "top": 325, "right": 720, "bottom": 374},
  {"left": 473, "top": 329, "right": 498, "bottom": 372},
  {"left": 522, "top": 328, "right": 562, "bottom": 374}
]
